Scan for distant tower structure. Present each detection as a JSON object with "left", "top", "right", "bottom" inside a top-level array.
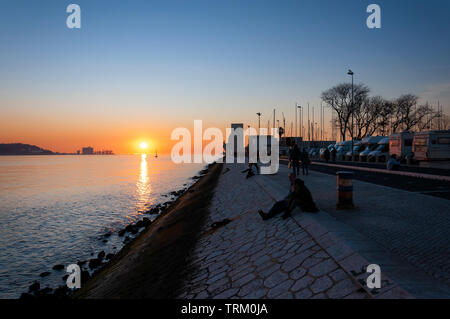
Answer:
[{"left": 229, "top": 123, "right": 244, "bottom": 157}]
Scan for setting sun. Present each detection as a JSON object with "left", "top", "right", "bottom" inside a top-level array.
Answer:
[{"left": 140, "top": 142, "right": 148, "bottom": 150}]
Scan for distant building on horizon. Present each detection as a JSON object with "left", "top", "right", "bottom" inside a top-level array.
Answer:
[{"left": 82, "top": 147, "right": 94, "bottom": 155}]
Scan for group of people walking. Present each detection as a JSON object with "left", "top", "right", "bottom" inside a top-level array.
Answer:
[{"left": 288, "top": 144, "right": 311, "bottom": 177}]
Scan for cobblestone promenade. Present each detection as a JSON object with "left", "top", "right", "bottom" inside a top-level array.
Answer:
[{"left": 177, "top": 164, "right": 382, "bottom": 299}]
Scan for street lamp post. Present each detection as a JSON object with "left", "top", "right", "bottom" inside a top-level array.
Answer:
[
  {"left": 256, "top": 112, "right": 261, "bottom": 135},
  {"left": 348, "top": 69, "right": 354, "bottom": 160},
  {"left": 297, "top": 104, "right": 301, "bottom": 146}
]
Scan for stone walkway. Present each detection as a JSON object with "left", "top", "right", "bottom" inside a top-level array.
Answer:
[
  {"left": 177, "top": 164, "right": 371, "bottom": 299},
  {"left": 264, "top": 164, "right": 450, "bottom": 298}
]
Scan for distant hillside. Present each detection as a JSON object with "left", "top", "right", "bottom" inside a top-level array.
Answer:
[{"left": 0, "top": 143, "right": 55, "bottom": 155}]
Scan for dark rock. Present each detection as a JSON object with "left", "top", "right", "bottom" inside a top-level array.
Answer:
[
  {"left": 29, "top": 282, "right": 40, "bottom": 292},
  {"left": 77, "top": 260, "right": 86, "bottom": 267},
  {"left": 52, "top": 264, "right": 65, "bottom": 271},
  {"left": 102, "top": 239, "right": 108, "bottom": 243},
  {"left": 192, "top": 175, "right": 200, "bottom": 180},
  {"left": 135, "top": 220, "right": 144, "bottom": 228},
  {"left": 118, "top": 229, "right": 126, "bottom": 236},
  {"left": 81, "top": 270, "right": 90, "bottom": 284},
  {"left": 105, "top": 253, "right": 115, "bottom": 260},
  {"left": 125, "top": 224, "right": 138, "bottom": 234},
  {"left": 53, "top": 286, "right": 69, "bottom": 298},
  {"left": 141, "top": 217, "right": 151, "bottom": 227},
  {"left": 103, "top": 232, "right": 111, "bottom": 237},
  {"left": 88, "top": 258, "right": 102, "bottom": 269},
  {"left": 20, "top": 293, "right": 35, "bottom": 300},
  {"left": 62, "top": 274, "right": 69, "bottom": 281},
  {"left": 146, "top": 207, "right": 160, "bottom": 215},
  {"left": 39, "top": 272, "right": 51, "bottom": 277},
  {"left": 38, "top": 287, "right": 53, "bottom": 295},
  {"left": 97, "top": 251, "right": 105, "bottom": 259}
]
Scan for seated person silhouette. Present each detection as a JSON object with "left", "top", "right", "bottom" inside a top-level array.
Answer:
[{"left": 258, "top": 177, "right": 318, "bottom": 220}]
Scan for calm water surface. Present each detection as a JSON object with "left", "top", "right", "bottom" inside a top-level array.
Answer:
[{"left": 0, "top": 155, "right": 204, "bottom": 298}]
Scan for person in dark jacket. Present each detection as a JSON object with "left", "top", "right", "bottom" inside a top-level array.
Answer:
[
  {"left": 324, "top": 148, "right": 330, "bottom": 163},
  {"left": 289, "top": 144, "right": 301, "bottom": 176},
  {"left": 281, "top": 178, "right": 319, "bottom": 219},
  {"left": 331, "top": 147, "right": 337, "bottom": 163},
  {"left": 259, "top": 177, "right": 318, "bottom": 220},
  {"left": 258, "top": 173, "right": 295, "bottom": 220},
  {"left": 301, "top": 149, "right": 310, "bottom": 176}
]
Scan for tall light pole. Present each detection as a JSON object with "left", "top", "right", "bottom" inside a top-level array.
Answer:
[
  {"left": 297, "top": 104, "right": 301, "bottom": 143},
  {"left": 256, "top": 112, "right": 261, "bottom": 135},
  {"left": 295, "top": 103, "right": 298, "bottom": 139},
  {"left": 348, "top": 69, "right": 354, "bottom": 159},
  {"left": 308, "top": 103, "right": 310, "bottom": 142}
]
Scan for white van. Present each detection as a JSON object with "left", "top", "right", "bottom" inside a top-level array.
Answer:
[
  {"left": 359, "top": 136, "right": 385, "bottom": 162},
  {"left": 368, "top": 137, "right": 390, "bottom": 162},
  {"left": 345, "top": 141, "right": 365, "bottom": 161},
  {"left": 413, "top": 130, "right": 450, "bottom": 161},
  {"left": 389, "top": 131, "right": 414, "bottom": 161},
  {"left": 336, "top": 141, "right": 352, "bottom": 161}
]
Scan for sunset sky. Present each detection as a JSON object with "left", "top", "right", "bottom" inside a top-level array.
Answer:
[{"left": 1, "top": 0, "right": 449, "bottom": 154}]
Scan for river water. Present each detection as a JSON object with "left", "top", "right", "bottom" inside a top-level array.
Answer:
[{"left": 0, "top": 155, "right": 204, "bottom": 298}]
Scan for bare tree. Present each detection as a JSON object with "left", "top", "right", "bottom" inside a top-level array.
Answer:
[
  {"left": 353, "top": 96, "right": 390, "bottom": 139},
  {"left": 416, "top": 102, "right": 441, "bottom": 131},
  {"left": 391, "top": 95, "right": 440, "bottom": 132},
  {"left": 376, "top": 98, "right": 395, "bottom": 136},
  {"left": 321, "top": 83, "right": 370, "bottom": 141},
  {"left": 323, "top": 85, "right": 447, "bottom": 140}
]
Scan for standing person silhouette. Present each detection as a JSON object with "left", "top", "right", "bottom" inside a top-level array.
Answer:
[
  {"left": 301, "top": 149, "right": 310, "bottom": 176},
  {"left": 289, "top": 144, "right": 301, "bottom": 177}
]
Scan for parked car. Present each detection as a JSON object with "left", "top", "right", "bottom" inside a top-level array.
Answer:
[
  {"left": 413, "top": 130, "right": 450, "bottom": 161},
  {"left": 345, "top": 141, "right": 364, "bottom": 161},
  {"left": 359, "top": 136, "right": 385, "bottom": 162},
  {"left": 328, "top": 144, "right": 336, "bottom": 152},
  {"left": 308, "top": 148, "right": 319, "bottom": 159},
  {"left": 336, "top": 141, "right": 352, "bottom": 161},
  {"left": 368, "top": 137, "right": 390, "bottom": 162},
  {"left": 389, "top": 131, "right": 414, "bottom": 162}
]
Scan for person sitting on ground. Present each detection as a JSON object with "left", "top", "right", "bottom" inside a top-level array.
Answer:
[
  {"left": 259, "top": 177, "right": 318, "bottom": 220},
  {"left": 282, "top": 178, "right": 319, "bottom": 218},
  {"left": 387, "top": 154, "right": 401, "bottom": 171},
  {"left": 258, "top": 173, "right": 296, "bottom": 220}
]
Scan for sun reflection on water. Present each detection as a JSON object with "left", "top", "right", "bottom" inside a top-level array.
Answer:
[{"left": 136, "top": 154, "right": 151, "bottom": 212}]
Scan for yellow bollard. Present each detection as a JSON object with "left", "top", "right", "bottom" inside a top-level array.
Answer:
[{"left": 336, "top": 171, "right": 355, "bottom": 209}]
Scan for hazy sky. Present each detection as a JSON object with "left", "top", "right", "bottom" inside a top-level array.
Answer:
[{"left": 1, "top": 0, "right": 449, "bottom": 153}]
